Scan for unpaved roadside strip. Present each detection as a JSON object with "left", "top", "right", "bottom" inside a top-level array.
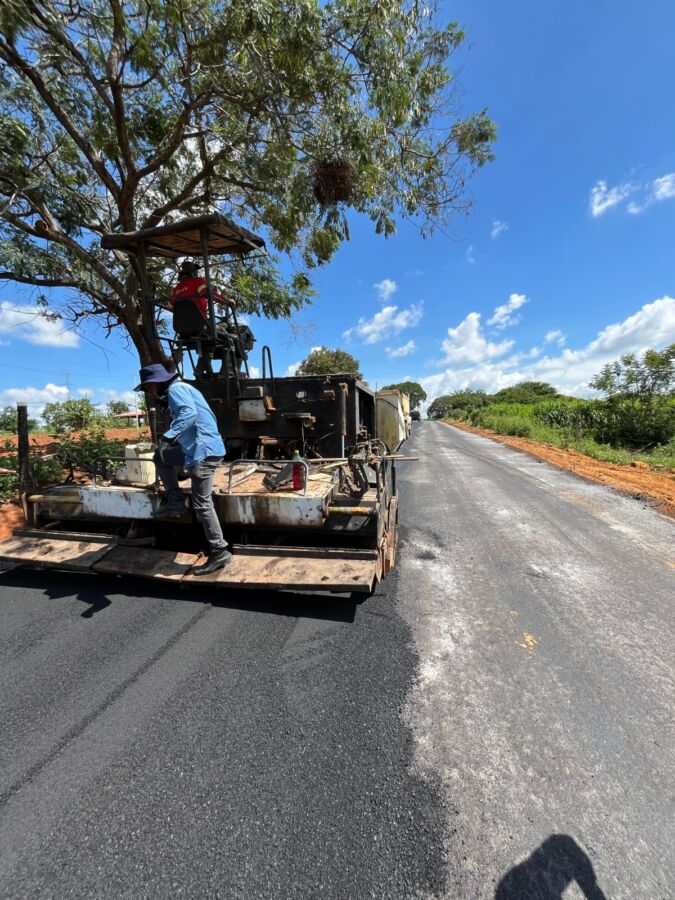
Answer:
[{"left": 442, "top": 419, "right": 675, "bottom": 519}]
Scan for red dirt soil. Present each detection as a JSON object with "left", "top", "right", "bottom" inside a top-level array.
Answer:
[
  {"left": 0, "top": 503, "right": 25, "bottom": 541},
  {"left": 444, "top": 420, "right": 675, "bottom": 519},
  {"left": 1, "top": 427, "right": 150, "bottom": 454}
]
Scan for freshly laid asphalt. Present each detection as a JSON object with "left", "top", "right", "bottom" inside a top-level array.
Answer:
[{"left": 0, "top": 421, "right": 673, "bottom": 898}]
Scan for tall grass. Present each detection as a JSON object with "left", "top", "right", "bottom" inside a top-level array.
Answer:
[{"left": 447, "top": 401, "right": 675, "bottom": 469}]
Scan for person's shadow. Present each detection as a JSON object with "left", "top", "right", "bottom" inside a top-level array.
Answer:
[{"left": 495, "top": 834, "right": 608, "bottom": 899}]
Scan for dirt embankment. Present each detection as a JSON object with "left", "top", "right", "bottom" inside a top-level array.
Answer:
[
  {"left": 1, "top": 427, "right": 150, "bottom": 455},
  {"left": 0, "top": 503, "right": 25, "bottom": 541},
  {"left": 444, "top": 419, "right": 675, "bottom": 519}
]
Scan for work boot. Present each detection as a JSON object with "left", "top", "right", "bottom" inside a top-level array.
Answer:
[
  {"left": 155, "top": 496, "right": 187, "bottom": 518},
  {"left": 192, "top": 548, "right": 232, "bottom": 576}
]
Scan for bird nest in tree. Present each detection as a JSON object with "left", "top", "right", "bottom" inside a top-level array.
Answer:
[{"left": 313, "top": 158, "right": 354, "bottom": 205}]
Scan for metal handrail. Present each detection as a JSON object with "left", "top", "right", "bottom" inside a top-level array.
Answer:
[
  {"left": 225, "top": 458, "right": 310, "bottom": 496},
  {"left": 261, "top": 345, "right": 275, "bottom": 396}
]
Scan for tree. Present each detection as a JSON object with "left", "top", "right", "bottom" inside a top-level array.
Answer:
[
  {"left": 381, "top": 381, "right": 427, "bottom": 411},
  {"left": 427, "top": 395, "right": 454, "bottom": 419},
  {"left": 493, "top": 382, "right": 558, "bottom": 403},
  {"left": 298, "top": 347, "right": 363, "bottom": 380},
  {"left": 42, "top": 398, "right": 99, "bottom": 433},
  {"left": 0, "top": 405, "right": 37, "bottom": 433},
  {"left": 0, "top": 1, "right": 494, "bottom": 365},
  {"left": 589, "top": 345, "right": 675, "bottom": 447},
  {"left": 106, "top": 400, "right": 131, "bottom": 417},
  {"left": 590, "top": 345, "right": 675, "bottom": 400},
  {"left": 427, "top": 390, "right": 490, "bottom": 419}
]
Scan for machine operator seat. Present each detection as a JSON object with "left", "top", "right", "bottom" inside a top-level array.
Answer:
[
  {"left": 172, "top": 298, "right": 212, "bottom": 340},
  {"left": 171, "top": 299, "right": 255, "bottom": 378}
]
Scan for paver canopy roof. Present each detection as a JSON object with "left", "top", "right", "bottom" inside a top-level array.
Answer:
[{"left": 101, "top": 214, "right": 266, "bottom": 259}]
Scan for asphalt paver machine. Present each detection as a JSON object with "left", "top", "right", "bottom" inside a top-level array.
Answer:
[{"left": 0, "top": 215, "right": 401, "bottom": 594}]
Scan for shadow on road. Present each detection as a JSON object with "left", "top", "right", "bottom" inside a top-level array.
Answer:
[
  {"left": 0, "top": 567, "right": 363, "bottom": 623},
  {"left": 495, "top": 834, "right": 607, "bottom": 900}
]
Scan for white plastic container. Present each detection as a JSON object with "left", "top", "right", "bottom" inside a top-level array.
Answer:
[{"left": 124, "top": 442, "right": 156, "bottom": 484}]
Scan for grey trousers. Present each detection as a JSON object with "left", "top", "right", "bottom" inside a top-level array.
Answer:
[{"left": 154, "top": 445, "right": 227, "bottom": 553}]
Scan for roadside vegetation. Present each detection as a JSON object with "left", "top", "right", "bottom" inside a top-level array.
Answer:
[
  {"left": 0, "top": 399, "right": 143, "bottom": 437},
  {"left": 428, "top": 346, "right": 675, "bottom": 469},
  {"left": 0, "top": 398, "right": 148, "bottom": 503}
]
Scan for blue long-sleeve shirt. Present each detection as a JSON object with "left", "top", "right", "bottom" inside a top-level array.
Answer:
[{"left": 162, "top": 380, "right": 225, "bottom": 467}]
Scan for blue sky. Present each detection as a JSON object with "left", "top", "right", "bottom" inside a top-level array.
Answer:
[{"left": 2, "top": 0, "right": 675, "bottom": 417}]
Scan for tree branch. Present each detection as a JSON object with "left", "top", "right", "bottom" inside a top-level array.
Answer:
[
  {"left": 1, "top": 210, "right": 127, "bottom": 302},
  {"left": 0, "top": 271, "right": 79, "bottom": 288},
  {"left": 107, "top": 0, "right": 136, "bottom": 176},
  {"left": 134, "top": 95, "right": 210, "bottom": 183},
  {"left": 23, "top": 0, "right": 116, "bottom": 117},
  {"left": 0, "top": 37, "right": 121, "bottom": 200}
]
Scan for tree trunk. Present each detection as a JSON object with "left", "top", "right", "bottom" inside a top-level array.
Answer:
[{"left": 125, "top": 313, "right": 171, "bottom": 369}]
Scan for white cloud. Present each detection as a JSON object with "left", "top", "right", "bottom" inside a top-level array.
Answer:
[
  {"left": 487, "top": 293, "right": 529, "bottom": 330},
  {"left": 421, "top": 296, "right": 675, "bottom": 401},
  {"left": 0, "top": 383, "right": 70, "bottom": 420},
  {"left": 440, "top": 312, "right": 514, "bottom": 365},
  {"left": 591, "top": 171, "right": 675, "bottom": 216},
  {"left": 653, "top": 173, "right": 675, "bottom": 201},
  {"left": 626, "top": 200, "right": 645, "bottom": 215},
  {"left": 491, "top": 219, "right": 508, "bottom": 239},
  {"left": 628, "top": 172, "right": 675, "bottom": 214},
  {"left": 97, "top": 389, "right": 138, "bottom": 406},
  {"left": 374, "top": 278, "right": 398, "bottom": 302},
  {"left": 544, "top": 329, "right": 566, "bottom": 347},
  {"left": 466, "top": 245, "right": 476, "bottom": 264},
  {"left": 344, "top": 303, "right": 423, "bottom": 345},
  {"left": 589, "top": 179, "right": 636, "bottom": 217},
  {"left": 248, "top": 365, "right": 260, "bottom": 378},
  {"left": 386, "top": 340, "right": 416, "bottom": 359},
  {"left": 0, "top": 303, "right": 80, "bottom": 348}
]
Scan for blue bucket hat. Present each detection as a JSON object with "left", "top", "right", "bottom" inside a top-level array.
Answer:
[{"left": 134, "top": 363, "right": 177, "bottom": 392}]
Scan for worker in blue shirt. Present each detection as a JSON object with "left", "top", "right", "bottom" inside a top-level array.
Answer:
[{"left": 134, "top": 363, "right": 231, "bottom": 575}]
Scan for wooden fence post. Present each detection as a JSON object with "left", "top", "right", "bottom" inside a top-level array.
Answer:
[{"left": 17, "top": 403, "right": 31, "bottom": 495}]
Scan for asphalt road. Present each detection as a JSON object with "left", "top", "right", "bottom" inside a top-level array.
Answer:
[{"left": 1, "top": 421, "right": 673, "bottom": 899}]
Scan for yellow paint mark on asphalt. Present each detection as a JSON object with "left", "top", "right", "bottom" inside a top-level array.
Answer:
[{"left": 516, "top": 632, "right": 538, "bottom": 651}]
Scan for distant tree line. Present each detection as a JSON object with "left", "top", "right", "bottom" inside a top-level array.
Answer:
[
  {"left": 0, "top": 399, "right": 143, "bottom": 435},
  {"left": 427, "top": 382, "right": 557, "bottom": 419},
  {"left": 427, "top": 346, "right": 675, "bottom": 451}
]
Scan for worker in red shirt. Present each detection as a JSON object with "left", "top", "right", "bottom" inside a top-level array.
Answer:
[{"left": 170, "top": 260, "right": 236, "bottom": 318}]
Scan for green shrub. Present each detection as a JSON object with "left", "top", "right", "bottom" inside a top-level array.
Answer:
[
  {"left": 0, "top": 440, "right": 63, "bottom": 503},
  {"left": 0, "top": 429, "right": 130, "bottom": 503},
  {"left": 589, "top": 344, "right": 675, "bottom": 448},
  {"left": 502, "top": 418, "right": 532, "bottom": 438},
  {"left": 55, "top": 429, "right": 128, "bottom": 479}
]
